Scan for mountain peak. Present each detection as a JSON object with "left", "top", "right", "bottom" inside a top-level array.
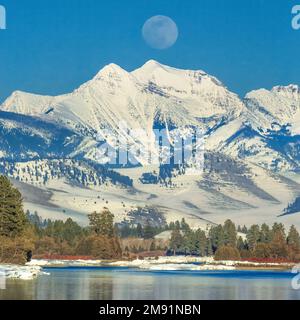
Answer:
[
  {"left": 272, "top": 84, "right": 300, "bottom": 94},
  {"left": 144, "top": 59, "right": 163, "bottom": 67},
  {"left": 93, "top": 63, "right": 128, "bottom": 80},
  {"left": 133, "top": 59, "right": 170, "bottom": 75}
]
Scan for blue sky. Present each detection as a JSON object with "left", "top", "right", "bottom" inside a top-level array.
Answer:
[{"left": 0, "top": 0, "right": 299, "bottom": 102}]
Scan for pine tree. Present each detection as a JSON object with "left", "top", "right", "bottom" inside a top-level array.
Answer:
[
  {"left": 180, "top": 218, "right": 190, "bottom": 233},
  {"left": 271, "top": 223, "right": 286, "bottom": 240},
  {"left": 223, "top": 219, "right": 237, "bottom": 247},
  {"left": 175, "top": 220, "right": 181, "bottom": 230},
  {"left": 182, "top": 230, "right": 197, "bottom": 255},
  {"left": 170, "top": 229, "right": 183, "bottom": 255},
  {"left": 88, "top": 211, "right": 102, "bottom": 235},
  {"left": 0, "top": 176, "right": 27, "bottom": 237},
  {"left": 136, "top": 223, "right": 143, "bottom": 238},
  {"left": 241, "top": 225, "right": 248, "bottom": 234},
  {"left": 206, "top": 238, "right": 213, "bottom": 256},
  {"left": 253, "top": 243, "right": 271, "bottom": 259},
  {"left": 237, "top": 236, "right": 245, "bottom": 251},
  {"left": 270, "top": 230, "right": 288, "bottom": 259},
  {"left": 169, "top": 222, "right": 175, "bottom": 230},
  {"left": 63, "top": 218, "right": 83, "bottom": 244},
  {"left": 209, "top": 224, "right": 224, "bottom": 253},
  {"left": 100, "top": 207, "right": 114, "bottom": 237},
  {"left": 287, "top": 225, "right": 300, "bottom": 252},
  {"left": 259, "top": 223, "right": 272, "bottom": 243},
  {"left": 143, "top": 223, "right": 155, "bottom": 239},
  {"left": 198, "top": 229, "right": 207, "bottom": 257},
  {"left": 246, "top": 224, "right": 260, "bottom": 251},
  {"left": 88, "top": 207, "right": 114, "bottom": 237}
]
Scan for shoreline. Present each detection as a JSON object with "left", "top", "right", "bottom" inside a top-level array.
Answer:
[
  {"left": 1, "top": 256, "right": 294, "bottom": 281},
  {"left": 0, "top": 264, "right": 45, "bottom": 280},
  {"left": 26, "top": 256, "right": 295, "bottom": 271}
]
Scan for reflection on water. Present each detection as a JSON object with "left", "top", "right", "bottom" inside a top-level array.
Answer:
[{"left": 1, "top": 267, "right": 300, "bottom": 300}]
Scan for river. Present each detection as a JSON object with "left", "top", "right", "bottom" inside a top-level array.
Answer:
[{"left": 0, "top": 267, "right": 300, "bottom": 300}]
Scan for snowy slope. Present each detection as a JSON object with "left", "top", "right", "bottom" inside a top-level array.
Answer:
[
  {"left": 0, "top": 110, "right": 82, "bottom": 160},
  {"left": 3, "top": 61, "right": 299, "bottom": 171},
  {"left": 1, "top": 61, "right": 250, "bottom": 166},
  {"left": 1, "top": 61, "right": 300, "bottom": 227},
  {"left": 245, "top": 85, "right": 300, "bottom": 134},
  {"left": 133, "top": 60, "right": 245, "bottom": 121}
]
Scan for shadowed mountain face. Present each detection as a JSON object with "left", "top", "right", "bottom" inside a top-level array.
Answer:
[
  {"left": 0, "top": 111, "right": 83, "bottom": 161},
  {"left": 1, "top": 60, "right": 300, "bottom": 171},
  {"left": 1, "top": 61, "right": 300, "bottom": 227}
]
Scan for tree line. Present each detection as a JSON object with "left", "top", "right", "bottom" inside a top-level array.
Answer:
[
  {"left": 1, "top": 174, "right": 300, "bottom": 264},
  {"left": 169, "top": 219, "right": 300, "bottom": 261},
  {"left": 0, "top": 176, "right": 123, "bottom": 263}
]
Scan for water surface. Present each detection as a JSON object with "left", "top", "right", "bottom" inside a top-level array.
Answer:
[{"left": 0, "top": 267, "right": 299, "bottom": 300}]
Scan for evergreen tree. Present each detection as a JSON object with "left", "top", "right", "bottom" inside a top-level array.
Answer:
[
  {"left": 175, "top": 220, "right": 181, "bottom": 230},
  {"left": 143, "top": 223, "right": 155, "bottom": 239},
  {"left": 253, "top": 243, "right": 271, "bottom": 259},
  {"left": 63, "top": 218, "right": 83, "bottom": 244},
  {"left": 241, "top": 225, "right": 248, "bottom": 234},
  {"left": 287, "top": 225, "right": 300, "bottom": 251},
  {"left": 170, "top": 229, "right": 183, "bottom": 255},
  {"left": 87, "top": 211, "right": 102, "bottom": 235},
  {"left": 180, "top": 218, "right": 190, "bottom": 233},
  {"left": 223, "top": 219, "right": 237, "bottom": 247},
  {"left": 259, "top": 223, "right": 272, "bottom": 243},
  {"left": 182, "top": 231, "right": 192, "bottom": 255},
  {"left": 136, "top": 223, "right": 143, "bottom": 238},
  {"left": 0, "top": 176, "right": 27, "bottom": 237},
  {"left": 169, "top": 222, "right": 175, "bottom": 230},
  {"left": 206, "top": 238, "right": 213, "bottom": 256},
  {"left": 237, "top": 236, "right": 246, "bottom": 251},
  {"left": 88, "top": 207, "right": 114, "bottom": 237},
  {"left": 198, "top": 229, "right": 207, "bottom": 257},
  {"left": 209, "top": 224, "right": 224, "bottom": 253},
  {"left": 246, "top": 224, "right": 260, "bottom": 251},
  {"left": 270, "top": 230, "right": 288, "bottom": 259},
  {"left": 271, "top": 223, "right": 286, "bottom": 240}
]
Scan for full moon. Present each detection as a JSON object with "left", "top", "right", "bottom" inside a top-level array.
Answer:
[{"left": 142, "top": 15, "right": 178, "bottom": 50}]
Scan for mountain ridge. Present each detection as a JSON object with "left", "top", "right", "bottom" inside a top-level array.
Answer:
[
  {"left": 1, "top": 60, "right": 300, "bottom": 171},
  {"left": 1, "top": 61, "right": 300, "bottom": 228}
]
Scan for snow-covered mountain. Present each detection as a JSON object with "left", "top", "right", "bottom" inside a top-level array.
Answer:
[
  {"left": 2, "top": 60, "right": 245, "bottom": 127},
  {"left": 1, "top": 60, "right": 248, "bottom": 164},
  {"left": 1, "top": 60, "right": 300, "bottom": 228},
  {"left": 245, "top": 84, "right": 300, "bottom": 135}
]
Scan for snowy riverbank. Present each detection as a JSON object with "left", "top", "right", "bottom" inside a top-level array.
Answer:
[
  {"left": 0, "top": 265, "right": 45, "bottom": 280},
  {"left": 108, "top": 257, "right": 235, "bottom": 270},
  {"left": 25, "top": 256, "right": 295, "bottom": 271},
  {"left": 27, "top": 258, "right": 235, "bottom": 271},
  {"left": 26, "top": 259, "right": 102, "bottom": 267},
  {"left": 108, "top": 256, "right": 295, "bottom": 270}
]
